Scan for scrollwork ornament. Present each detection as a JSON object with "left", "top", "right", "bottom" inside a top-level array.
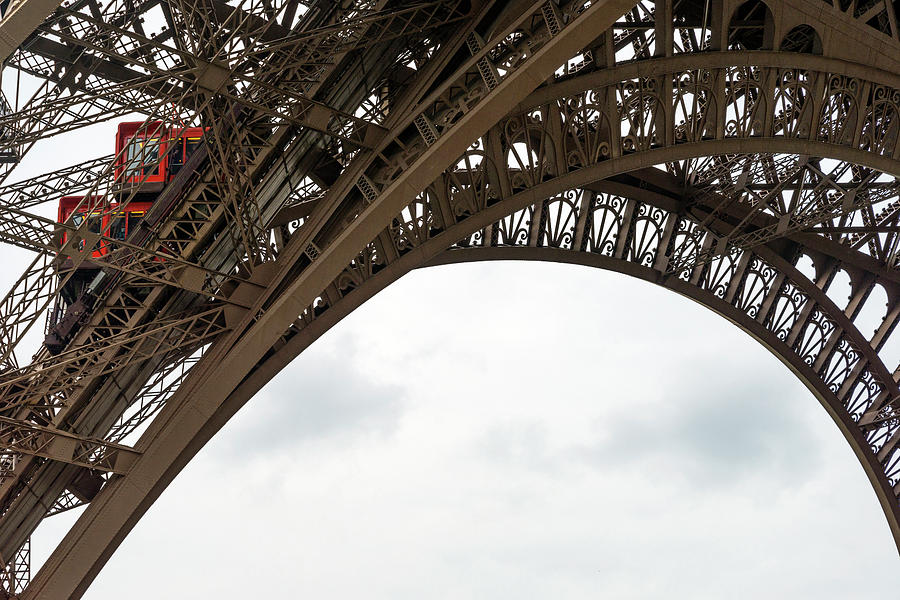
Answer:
[
  {"left": 495, "top": 206, "right": 533, "bottom": 246},
  {"left": 819, "top": 75, "right": 861, "bottom": 144},
  {"left": 541, "top": 191, "right": 580, "bottom": 249},
  {"left": 860, "top": 85, "right": 900, "bottom": 155},
  {"left": 773, "top": 68, "right": 813, "bottom": 138},
  {"left": 563, "top": 97, "right": 611, "bottom": 170},
  {"left": 287, "top": 218, "right": 305, "bottom": 235},
  {"left": 670, "top": 219, "right": 704, "bottom": 281},
  {"left": 822, "top": 337, "right": 860, "bottom": 392},
  {"left": 795, "top": 308, "right": 834, "bottom": 366},
  {"left": 447, "top": 149, "right": 493, "bottom": 217},
  {"left": 884, "top": 448, "right": 900, "bottom": 485},
  {"left": 588, "top": 194, "right": 625, "bottom": 256},
  {"left": 673, "top": 70, "right": 714, "bottom": 143},
  {"left": 452, "top": 228, "right": 484, "bottom": 249},
  {"left": 705, "top": 248, "right": 739, "bottom": 299},
  {"left": 865, "top": 417, "right": 899, "bottom": 456},
  {"left": 618, "top": 78, "right": 662, "bottom": 152},
  {"left": 725, "top": 66, "right": 763, "bottom": 138},
  {"left": 768, "top": 283, "right": 808, "bottom": 342},
  {"left": 736, "top": 257, "right": 776, "bottom": 318},
  {"left": 843, "top": 371, "right": 883, "bottom": 420},
  {"left": 628, "top": 203, "right": 664, "bottom": 266}
]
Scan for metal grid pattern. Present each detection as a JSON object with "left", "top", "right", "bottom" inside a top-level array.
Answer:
[{"left": 0, "top": 0, "right": 894, "bottom": 597}]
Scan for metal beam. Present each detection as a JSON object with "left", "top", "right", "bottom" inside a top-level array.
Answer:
[{"left": 0, "top": 417, "right": 140, "bottom": 475}]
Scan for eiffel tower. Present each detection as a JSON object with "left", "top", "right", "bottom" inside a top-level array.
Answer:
[{"left": 0, "top": 0, "right": 897, "bottom": 596}]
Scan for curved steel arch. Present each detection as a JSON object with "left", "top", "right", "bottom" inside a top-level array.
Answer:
[
  {"left": 29, "top": 140, "right": 900, "bottom": 600},
  {"left": 224, "top": 167, "right": 900, "bottom": 556},
  {"left": 225, "top": 225, "right": 900, "bottom": 551},
  {"left": 14, "top": 1, "right": 900, "bottom": 596}
]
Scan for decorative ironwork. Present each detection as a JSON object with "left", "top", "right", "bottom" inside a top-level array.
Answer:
[{"left": 0, "top": 0, "right": 897, "bottom": 597}]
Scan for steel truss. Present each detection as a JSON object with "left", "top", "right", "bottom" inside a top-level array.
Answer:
[{"left": 0, "top": 0, "right": 895, "bottom": 597}]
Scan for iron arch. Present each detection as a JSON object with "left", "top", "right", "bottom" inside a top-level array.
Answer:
[
  {"left": 23, "top": 32, "right": 900, "bottom": 600},
  {"left": 29, "top": 140, "right": 900, "bottom": 596},
  {"left": 224, "top": 172, "right": 900, "bottom": 558}
]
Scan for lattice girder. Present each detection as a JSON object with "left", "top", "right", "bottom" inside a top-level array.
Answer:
[
  {"left": 0, "top": 0, "right": 485, "bottom": 584},
  {"left": 18, "top": 2, "right": 640, "bottom": 596},
  {"left": 2, "top": 0, "right": 900, "bottom": 597},
  {"left": 136, "top": 33, "right": 900, "bottom": 567}
]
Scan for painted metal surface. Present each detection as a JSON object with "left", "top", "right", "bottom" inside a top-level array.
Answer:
[{"left": 0, "top": 0, "right": 897, "bottom": 596}]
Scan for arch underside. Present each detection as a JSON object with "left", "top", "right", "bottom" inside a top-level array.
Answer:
[
  {"left": 251, "top": 55, "right": 900, "bottom": 553},
  {"left": 259, "top": 166, "right": 900, "bottom": 556},
  {"left": 275, "top": 56, "right": 900, "bottom": 551},
  {"left": 17, "top": 1, "right": 900, "bottom": 596}
]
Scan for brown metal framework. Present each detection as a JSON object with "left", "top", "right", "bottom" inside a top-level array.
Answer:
[{"left": 0, "top": 0, "right": 895, "bottom": 596}]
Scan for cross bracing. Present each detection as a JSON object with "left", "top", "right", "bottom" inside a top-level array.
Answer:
[{"left": 0, "top": 0, "right": 895, "bottom": 597}]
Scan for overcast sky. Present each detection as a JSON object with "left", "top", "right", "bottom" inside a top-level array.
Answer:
[{"left": 25, "top": 259, "right": 898, "bottom": 599}]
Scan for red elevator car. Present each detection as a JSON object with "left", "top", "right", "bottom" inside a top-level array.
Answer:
[
  {"left": 47, "top": 121, "right": 206, "bottom": 353},
  {"left": 57, "top": 195, "right": 153, "bottom": 257},
  {"left": 114, "top": 121, "right": 205, "bottom": 189}
]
